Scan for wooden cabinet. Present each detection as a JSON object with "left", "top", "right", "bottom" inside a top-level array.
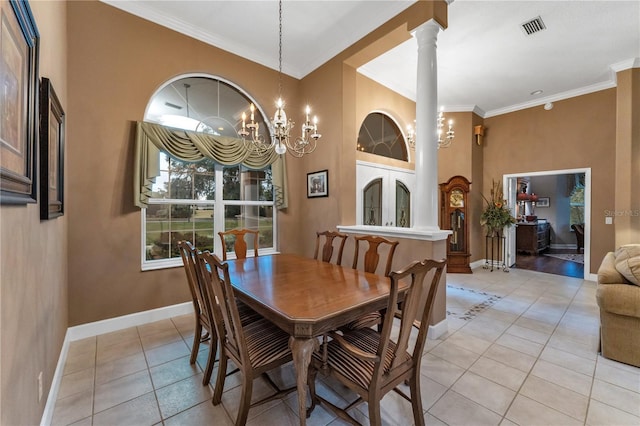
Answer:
[{"left": 516, "top": 222, "right": 550, "bottom": 255}]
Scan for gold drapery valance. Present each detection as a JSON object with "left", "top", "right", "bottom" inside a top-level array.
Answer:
[{"left": 133, "top": 121, "right": 287, "bottom": 209}]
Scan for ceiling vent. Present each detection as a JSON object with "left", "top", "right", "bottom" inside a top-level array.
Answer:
[
  {"left": 164, "top": 102, "right": 182, "bottom": 110},
  {"left": 521, "top": 16, "right": 546, "bottom": 36}
]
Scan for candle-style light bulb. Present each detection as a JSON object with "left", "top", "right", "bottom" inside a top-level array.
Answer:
[
  {"left": 249, "top": 103, "right": 255, "bottom": 121},
  {"left": 241, "top": 112, "right": 246, "bottom": 129}
]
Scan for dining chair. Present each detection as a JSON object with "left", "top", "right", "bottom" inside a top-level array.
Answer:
[
  {"left": 177, "top": 240, "right": 215, "bottom": 383},
  {"left": 308, "top": 258, "right": 446, "bottom": 426},
  {"left": 218, "top": 228, "right": 259, "bottom": 261},
  {"left": 197, "top": 251, "right": 295, "bottom": 425},
  {"left": 344, "top": 235, "right": 399, "bottom": 330},
  {"left": 314, "top": 230, "right": 348, "bottom": 265}
]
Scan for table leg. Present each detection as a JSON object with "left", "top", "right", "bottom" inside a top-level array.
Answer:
[{"left": 289, "top": 336, "right": 319, "bottom": 425}]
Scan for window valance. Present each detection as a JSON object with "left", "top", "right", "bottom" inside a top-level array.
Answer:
[{"left": 134, "top": 121, "right": 287, "bottom": 209}]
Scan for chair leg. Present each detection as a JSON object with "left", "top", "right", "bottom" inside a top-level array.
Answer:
[
  {"left": 409, "top": 373, "right": 425, "bottom": 426},
  {"left": 190, "top": 322, "right": 202, "bottom": 364},
  {"left": 235, "top": 374, "right": 253, "bottom": 426},
  {"left": 202, "top": 333, "right": 217, "bottom": 386},
  {"left": 367, "top": 392, "right": 382, "bottom": 426},
  {"left": 212, "top": 353, "right": 228, "bottom": 405}
]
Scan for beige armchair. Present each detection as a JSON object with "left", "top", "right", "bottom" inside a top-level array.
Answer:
[{"left": 596, "top": 246, "right": 640, "bottom": 367}]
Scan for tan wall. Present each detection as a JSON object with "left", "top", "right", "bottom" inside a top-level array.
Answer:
[
  {"left": 0, "top": 1, "right": 68, "bottom": 424},
  {"left": 66, "top": 0, "right": 298, "bottom": 325},
  {"left": 483, "top": 89, "right": 618, "bottom": 273}
]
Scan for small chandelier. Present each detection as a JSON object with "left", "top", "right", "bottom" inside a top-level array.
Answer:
[
  {"left": 437, "top": 108, "right": 454, "bottom": 148},
  {"left": 406, "top": 108, "right": 455, "bottom": 149},
  {"left": 239, "top": 0, "right": 321, "bottom": 157}
]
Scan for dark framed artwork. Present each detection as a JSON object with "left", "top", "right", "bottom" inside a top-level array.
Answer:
[
  {"left": 39, "top": 77, "right": 64, "bottom": 219},
  {"left": 0, "top": 0, "right": 39, "bottom": 204},
  {"left": 536, "top": 197, "right": 550, "bottom": 208},
  {"left": 307, "top": 169, "right": 328, "bottom": 198}
]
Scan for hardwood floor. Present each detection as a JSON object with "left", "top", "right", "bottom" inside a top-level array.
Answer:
[{"left": 514, "top": 248, "right": 584, "bottom": 278}]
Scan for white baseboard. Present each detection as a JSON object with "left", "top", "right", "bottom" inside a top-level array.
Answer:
[
  {"left": 41, "top": 302, "right": 194, "bottom": 426},
  {"left": 428, "top": 319, "right": 448, "bottom": 340}
]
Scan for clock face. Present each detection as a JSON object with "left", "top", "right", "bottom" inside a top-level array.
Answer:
[{"left": 450, "top": 189, "right": 464, "bottom": 208}]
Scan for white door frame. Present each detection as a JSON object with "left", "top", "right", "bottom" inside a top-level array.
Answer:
[{"left": 503, "top": 168, "right": 591, "bottom": 279}]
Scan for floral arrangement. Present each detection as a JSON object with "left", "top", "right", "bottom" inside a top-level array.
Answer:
[{"left": 481, "top": 180, "right": 516, "bottom": 235}]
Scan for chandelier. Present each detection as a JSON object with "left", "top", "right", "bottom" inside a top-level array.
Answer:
[
  {"left": 406, "top": 108, "right": 455, "bottom": 149},
  {"left": 239, "top": 0, "right": 321, "bottom": 157}
]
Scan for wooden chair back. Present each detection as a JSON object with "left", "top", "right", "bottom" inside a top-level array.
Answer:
[
  {"left": 218, "top": 228, "right": 259, "bottom": 261},
  {"left": 352, "top": 235, "right": 399, "bottom": 277},
  {"left": 314, "top": 230, "right": 348, "bottom": 265},
  {"left": 197, "top": 251, "right": 249, "bottom": 368},
  {"left": 177, "top": 240, "right": 216, "bottom": 383}
]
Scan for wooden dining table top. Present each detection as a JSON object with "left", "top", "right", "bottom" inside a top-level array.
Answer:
[{"left": 225, "top": 253, "right": 403, "bottom": 338}]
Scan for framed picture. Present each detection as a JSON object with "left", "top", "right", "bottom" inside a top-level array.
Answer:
[
  {"left": 536, "top": 197, "right": 550, "bottom": 208},
  {"left": 39, "top": 78, "right": 64, "bottom": 219},
  {"left": 0, "top": 0, "right": 39, "bottom": 204},
  {"left": 307, "top": 170, "right": 328, "bottom": 198}
]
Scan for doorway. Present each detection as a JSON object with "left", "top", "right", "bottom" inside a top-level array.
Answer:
[{"left": 503, "top": 168, "right": 591, "bottom": 279}]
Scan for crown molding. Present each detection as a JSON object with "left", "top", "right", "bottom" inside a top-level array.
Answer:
[{"left": 610, "top": 57, "right": 640, "bottom": 72}]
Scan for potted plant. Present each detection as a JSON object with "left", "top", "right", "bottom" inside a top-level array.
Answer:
[{"left": 481, "top": 180, "right": 516, "bottom": 237}]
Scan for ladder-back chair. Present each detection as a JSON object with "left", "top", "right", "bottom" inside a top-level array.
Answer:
[
  {"left": 197, "top": 251, "right": 294, "bottom": 425},
  {"left": 218, "top": 228, "right": 259, "bottom": 261},
  {"left": 314, "top": 230, "right": 348, "bottom": 265},
  {"left": 308, "top": 258, "right": 446, "bottom": 426}
]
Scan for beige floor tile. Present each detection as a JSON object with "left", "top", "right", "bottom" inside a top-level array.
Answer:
[
  {"left": 505, "top": 324, "right": 551, "bottom": 345},
  {"left": 420, "top": 353, "right": 466, "bottom": 387},
  {"left": 144, "top": 340, "right": 191, "bottom": 368},
  {"left": 586, "top": 399, "right": 640, "bottom": 426},
  {"left": 92, "top": 392, "right": 161, "bottom": 425},
  {"left": 595, "top": 361, "right": 640, "bottom": 393},
  {"left": 547, "top": 334, "right": 598, "bottom": 361},
  {"left": 245, "top": 401, "right": 299, "bottom": 426},
  {"left": 596, "top": 354, "right": 640, "bottom": 375},
  {"left": 140, "top": 327, "right": 184, "bottom": 351},
  {"left": 156, "top": 373, "right": 213, "bottom": 419},
  {"left": 429, "top": 339, "right": 482, "bottom": 369},
  {"left": 96, "top": 327, "right": 140, "bottom": 352},
  {"left": 461, "top": 316, "right": 510, "bottom": 342},
  {"left": 428, "top": 390, "right": 502, "bottom": 425},
  {"left": 530, "top": 359, "right": 593, "bottom": 396},
  {"left": 63, "top": 348, "right": 96, "bottom": 376},
  {"left": 150, "top": 354, "right": 201, "bottom": 389},
  {"left": 477, "top": 308, "right": 520, "bottom": 324},
  {"left": 355, "top": 388, "right": 422, "bottom": 426},
  {"left": 67, "top": 337, "right": 96, "bottom": 359},
  {"left": 93, "top": 369, "right": 154, "bottom": 413},
  {"left": 67, "top": 416, "right": 92, "bottom": 426},
  {"left": 483, "top": 343, "right": 537, "bottom": 373},
  {"left": 96, "top": 338, "right": 143, "bottom": 366},
  {"left": 446, "top": 330, "right": 493, "bottom": 354},
  {"left": 95, "top": 351, "right": 148, "bottom": 385},
  {"left": 539, "top": 345, "right": 596, "bottom": 376},
  {"left": 418, "top": 374, "right": 448, "bottom": 411},
  {"left": 519, "top": 375, "right": 588, "bottom": 421},
  {"left": 138, "top": 318, "right": 178, "bottom": 336},
  {"left": 220, "top": 375, "right": 285, "bottom": 423},
  {"left": 495, "top": 333, "right": 543, "bottom": 358},
  {"left": 590, "top": 379, "right": 640, "bottom": 417},
  {"left": 163, "top": 399, "right": 234, "bottom": 426},
  {"left": 57, "top": 367, "right": 95, "bottom": 400},
  {"left": 51, "top": 389, "right": 94, "bottom": 426},
  {"left": 513, "top": 315, "right": 557, "bottom": 334},
  {"left": 469, "top": 356, "right": 527, "bottom": 391},
  {"left": 452, "top": 371, "right": 516, "bottom": 415},
  {"left": 505, "top": 395, "right": 582, "bottom": 426}
]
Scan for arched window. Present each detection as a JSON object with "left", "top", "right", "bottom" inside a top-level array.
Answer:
[
  {"left": 356, "top": 112, "right": 408, "bottom": 161},
  {"left": 142, "top": 75, "right": 275, "bottom": 270}
]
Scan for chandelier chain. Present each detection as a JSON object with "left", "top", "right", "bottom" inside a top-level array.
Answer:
[{"left": 278, "top": 0, "right": 283, "bottom": 96}]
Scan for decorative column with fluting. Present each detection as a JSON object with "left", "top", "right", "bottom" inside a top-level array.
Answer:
[{"left": 413, "top": 20, "right": 442, "bottom": 230}]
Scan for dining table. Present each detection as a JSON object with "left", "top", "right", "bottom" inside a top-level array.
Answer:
[{"left": 224, "top": 253, "right": 405, "bottom": 425}]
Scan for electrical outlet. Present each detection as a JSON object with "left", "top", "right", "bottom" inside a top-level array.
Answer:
[{"left": 38, "top": 371, "right": 43, "bottom": 402}]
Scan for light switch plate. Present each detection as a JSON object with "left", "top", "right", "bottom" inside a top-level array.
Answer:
[{"left": 605, "top": 217, "right": 613, "bottom": 224}]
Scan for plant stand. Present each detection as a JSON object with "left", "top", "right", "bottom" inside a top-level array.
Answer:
[{"left": 483, "top": 234, "right": 509, "bottom": 272}]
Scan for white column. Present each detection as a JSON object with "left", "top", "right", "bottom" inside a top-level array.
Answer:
[{"left": 413, "top": 20, "right": 442, "bottom": 230}]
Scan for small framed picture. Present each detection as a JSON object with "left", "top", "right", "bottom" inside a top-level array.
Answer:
[
  {"left": 39, "top": 78, "right": 65, "bottom": 219},
  {"left": 536, "top": 197, "right": 550, "bottom": 208},
  {"left": 307, "top": 170, "right": 328, "bottom": 198}
]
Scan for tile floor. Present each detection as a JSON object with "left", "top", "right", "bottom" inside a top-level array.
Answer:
[{"left": 51, "top": 267, "right": 640, "bottom": 425}]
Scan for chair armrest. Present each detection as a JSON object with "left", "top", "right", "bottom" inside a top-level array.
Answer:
[{"left": 328, "top": 331, "right": 379, "bottom": 362}]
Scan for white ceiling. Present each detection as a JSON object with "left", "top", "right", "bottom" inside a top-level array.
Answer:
[{"left": 102, "top": 0, "right": 640, "bottom": 117}]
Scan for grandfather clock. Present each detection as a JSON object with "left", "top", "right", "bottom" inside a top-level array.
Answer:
[{"left": 440, "top": 175, "right": 472, "bottom": 273}]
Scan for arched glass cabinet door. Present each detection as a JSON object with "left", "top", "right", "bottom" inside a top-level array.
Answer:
[
  {"left": 396, "top": 181, "right": 410, "bottom": 227},
  {"left": 363, "top": 178, "right": 382, "bottom": 226}
]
